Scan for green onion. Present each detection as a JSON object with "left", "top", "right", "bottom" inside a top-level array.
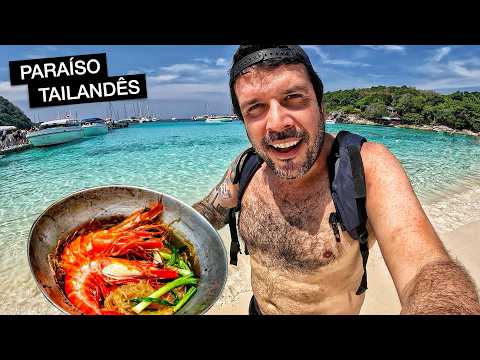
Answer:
[
  {"left": 171, "top": 290, "right": 179, "bottom": 304},
  {"left": 130, "top": 297, "right": 175, "bottom": 306},
  {"left": 167, "top": 247, "right": 178, "bottom": 266},
  {"left": 131, "top": 276, "right": 198, "bottom": 314},
  {"left": 159, "top": 251, "right": 172, "bottom": 260},
  {"left": 178, "top": 258, "right": 191, "bottom": 271},
  {"left": 160, "top": 250, "right": 190, "bottom": 271},
  {"left": 173, "top": 286, "right": 197, "bottom": 313}
]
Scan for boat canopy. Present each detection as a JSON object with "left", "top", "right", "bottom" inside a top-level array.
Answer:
[
  {"left": 39, "top": 118, "right": 79, "bottom": 129},
  {"left": 0, "top": 126, "right": 17, "bottom": 132}
]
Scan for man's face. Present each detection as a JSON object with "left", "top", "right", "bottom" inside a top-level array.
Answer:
[{"left": 235, "top": 63, "right": 325, "bottom": 180}]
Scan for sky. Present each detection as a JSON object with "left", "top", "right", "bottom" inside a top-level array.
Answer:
[{"left": 1, "top": 45, "right": 480, "bottom": 122}]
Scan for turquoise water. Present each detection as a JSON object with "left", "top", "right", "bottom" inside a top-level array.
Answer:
[{"left": 1, "top": 121, "right": 480, "bottom": 314}]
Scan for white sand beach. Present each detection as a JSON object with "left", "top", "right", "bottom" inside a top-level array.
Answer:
[{"left": 206, "top": 183, "right": 480, "bottom": 315}]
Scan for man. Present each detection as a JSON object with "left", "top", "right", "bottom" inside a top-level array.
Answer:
[{"left": 193, "top": 45, "right": 480, "bottom": 315}]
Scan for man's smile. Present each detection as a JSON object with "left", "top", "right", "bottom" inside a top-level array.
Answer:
[{"left": 267, "top": 137, "right": 304, "bottom": 159}]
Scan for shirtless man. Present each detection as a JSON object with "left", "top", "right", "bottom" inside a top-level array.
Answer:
[{"left": 193, "top": 45, "right": 480, "bottom": 315}]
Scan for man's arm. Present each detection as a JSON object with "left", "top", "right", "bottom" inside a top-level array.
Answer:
[
  {"left": 362, "top": 142, "right": 480, "bottom": 314},
  {"left": 192, "top": 153, "right": 242, "bottom": 230}
]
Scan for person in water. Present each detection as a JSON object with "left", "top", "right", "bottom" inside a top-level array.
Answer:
[{"left": 193, "top": 45, "right": 480, "bottom": 315}]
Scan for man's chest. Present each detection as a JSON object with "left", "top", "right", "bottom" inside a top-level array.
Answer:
[{"left": 237, "top": 170, "right": 357, "bottom": 272}]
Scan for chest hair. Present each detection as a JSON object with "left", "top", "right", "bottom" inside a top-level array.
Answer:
[{"left": 238, "top": 169, "right": 355, "bottom": 273}]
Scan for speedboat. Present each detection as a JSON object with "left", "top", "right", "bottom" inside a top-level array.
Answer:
[
  {"left": 26, "top": 118, "right": 83, "bottom": 147},
  {"left": 81, "top": 118, "right": 109, "bottom": 136},
  {"left": 205, "top": 116, "right": 233, "bottom": 124}
]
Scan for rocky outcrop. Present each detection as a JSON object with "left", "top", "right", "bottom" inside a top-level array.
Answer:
[
  {"left": 0, "top": 129, "right": 29, "bottom": 151},
  {"left": 327, "top": 111, "right": 480, "bottom": 137},
  {"left": 327, "top": 112, "right": 378, "bottom": 125}
]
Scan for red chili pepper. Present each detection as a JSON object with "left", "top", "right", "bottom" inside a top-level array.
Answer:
[{"left": 151, "top": 268, "right": 179, "bottom": 279}]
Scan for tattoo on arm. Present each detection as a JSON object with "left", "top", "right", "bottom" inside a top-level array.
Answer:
[
  {"left": 401, "top": 260, "right": 480, "bottom": 315},
  {"left": 192, "top": 156, "right": 240, "bottom": 230}
]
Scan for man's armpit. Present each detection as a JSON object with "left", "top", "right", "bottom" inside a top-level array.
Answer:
[{"left": 192, "top": 156, "right": 241, "bottom": 228}]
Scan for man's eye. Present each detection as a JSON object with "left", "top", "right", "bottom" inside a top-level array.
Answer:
[
  {"left": 286, "top": 93, "right": 303, "bottom": 100},
  {"left": 248, "top": 104, "right": 262, "bottom": 113}
]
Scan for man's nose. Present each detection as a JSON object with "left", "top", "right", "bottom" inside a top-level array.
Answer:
[{"left": 265, "top": 100, "right": 294, "bottom": 133}]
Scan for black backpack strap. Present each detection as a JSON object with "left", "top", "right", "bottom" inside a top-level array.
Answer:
[
  {"left": 327, "top": 130, "right": 369, "bottom": 295},
  {"left": 228, "top": 148, "right": 263, "bottom": 265}
]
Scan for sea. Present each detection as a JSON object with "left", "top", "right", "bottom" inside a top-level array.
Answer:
[{"left": 1, "top": 120, "right": 480, "bottom": 314}]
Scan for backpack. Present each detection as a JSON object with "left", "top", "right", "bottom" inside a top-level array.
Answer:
[{"left": 227, "top": 130, "right": 370, "bottom": 295}]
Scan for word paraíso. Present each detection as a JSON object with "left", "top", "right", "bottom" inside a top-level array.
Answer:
[{"left": 20, "top": 57, "right": 102, "bottom": 81}]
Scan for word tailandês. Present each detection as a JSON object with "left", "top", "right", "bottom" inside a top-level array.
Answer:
[{"left": 37, "top": 77, "right": 141, "bottom": 102}]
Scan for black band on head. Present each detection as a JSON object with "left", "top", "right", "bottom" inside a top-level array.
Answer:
[{"left": 229, "top": 45, "right": 313, "bottom": 86}]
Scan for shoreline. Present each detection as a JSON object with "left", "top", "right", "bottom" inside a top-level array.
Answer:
[
  {"left": 1, "top": 120, "right": 479, "bottom": 158},
  {"left": 0, "top": 143, "right": 32, "bottom": 155},
  {"left": 329, "top": 113, "right": 480, "bottom": 137}
]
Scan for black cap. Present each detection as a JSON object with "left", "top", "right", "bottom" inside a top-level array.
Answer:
[{"left": 229, "top": 45, "right": 315, "bottom": 86}]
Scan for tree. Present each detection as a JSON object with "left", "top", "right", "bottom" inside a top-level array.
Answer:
[
  {"left": 363, "top": 103, "right": 389, "bottom": 119},
  {"left": 0, "top": 96, "right": 33, "bottom": 129}
]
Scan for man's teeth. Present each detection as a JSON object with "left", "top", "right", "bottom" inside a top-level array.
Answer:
[{"left": 271, "top": 140, "right": 301, "bottom": 149}]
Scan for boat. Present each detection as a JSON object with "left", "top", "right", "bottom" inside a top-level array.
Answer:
[
  {"left": 326, "top": 119, "right": 336, "bottom": 124},
  {"left": 111, "top": 119, "right": 130, "bottom": 128},
  {"left": 81, "top": 118, "right": 109, "bottom": 136},
  {"left": 205, "top": 115, "right": 234, "bottom": 123},
  {"left": 192, "top": 114, "right": 209, "bottom": 121},
  {"left": 26, "top": 118, "right": 83, "bottom": 147}
]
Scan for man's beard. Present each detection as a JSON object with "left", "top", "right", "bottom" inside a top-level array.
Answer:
[{"left": 251, "top": 121, "right": 325, "bottom": 180}]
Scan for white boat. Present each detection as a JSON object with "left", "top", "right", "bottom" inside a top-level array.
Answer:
[
  {"left": 81, "top": 118, "right": 109, "bottom": 136},
  {"left": 26, "top": 118, "right": 83, "bottom": 147},
  {"left": 205, "top": 118, "right": 223, "bottom": 124},
  {"left": 205, "top": 116, "right": 234, "bottom": 123}
]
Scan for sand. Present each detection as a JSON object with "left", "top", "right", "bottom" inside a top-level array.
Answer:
[{"left": 206, "top": 217, "right": 480, "bottom": 315}]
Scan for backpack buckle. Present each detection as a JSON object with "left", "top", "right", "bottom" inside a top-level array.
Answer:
[{"left": 358, "top": 229, "right": 369, "bottom": 245}]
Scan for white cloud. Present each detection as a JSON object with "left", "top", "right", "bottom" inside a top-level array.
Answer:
[
  {"left": 194, "top": 57, "right": 212, "bottom": 64},
  {"left": 362, "top": 45, "right": 406, "bottom": 52},
  {"left": 149, "top": 74, "right": 180, "bottom": 82},
  {"left": 415, "top": 57, "right": 480, "bottom": 90},
  {"left": 24, "top": 53, "right": 49, "bottom": 60},
  {"left": 216, "top": 57, "right": 227, "bottom": 66},
  {"left": 155, "top": 62, "right": 227, "bottom": 83},
  {"left": 127, "top": 68, "right": 156, "bottom": 76},
  {"left": 432, "top": 47, "right": 451, "bottom": 62},
  {"left": 303, "top": 45, "right": 370, "bottom": 67},
  {"left": 0, "top": 81, "right": 28, "bottom": 101},
  {"left": 160, "top": 63, "right": 202, "bottom": 73},
  {"left": 415, "top": 76, "right": 480, "bottom": 90},
  {"left": 147, "top": 82, "right": 228, "bottom": 100}
]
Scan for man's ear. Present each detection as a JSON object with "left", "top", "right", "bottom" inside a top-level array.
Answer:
[{"left": 320, "top": 101, "right": 327, "bottom": 120}]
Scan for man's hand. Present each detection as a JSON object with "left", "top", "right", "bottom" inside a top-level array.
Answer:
[{"left": 362, "top": 142, "right": 480, "bottom": 314}]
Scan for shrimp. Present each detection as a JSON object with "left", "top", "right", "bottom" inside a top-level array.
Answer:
[
  {"left": 60, "top": 202, "right": 169, "bottom": 267},
  {"left": 64, "top": 256, "right": 179, "bottom": 315}
]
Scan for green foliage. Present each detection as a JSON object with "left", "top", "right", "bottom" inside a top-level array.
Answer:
[
  {"left": 0, "top": 96, "right": 33, "bottom": 129},
  {"left": 323, "top": 86, "right": 480, "bottom": 131},
  {"left": 363, "top": 103, "right": 389, "bottom": 119}
]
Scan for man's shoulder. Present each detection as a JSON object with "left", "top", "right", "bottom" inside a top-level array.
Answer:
[
  {"left": 360, "top": 141, "right": 395, "bottom": 167},
  {"left": 359, "top": 140, "right": 405, "bottom": 188},
  {"left": 228, "top": 146, "right": 262, "bottom": 181}
]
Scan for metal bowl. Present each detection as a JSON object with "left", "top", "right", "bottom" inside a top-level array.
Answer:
[{"left": 27, "top": 185, "right": 228, "bottom": 315}]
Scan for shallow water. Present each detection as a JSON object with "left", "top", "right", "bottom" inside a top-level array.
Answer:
[{"left": 1, "top": 121, "right": 479, "bottom": 314}]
